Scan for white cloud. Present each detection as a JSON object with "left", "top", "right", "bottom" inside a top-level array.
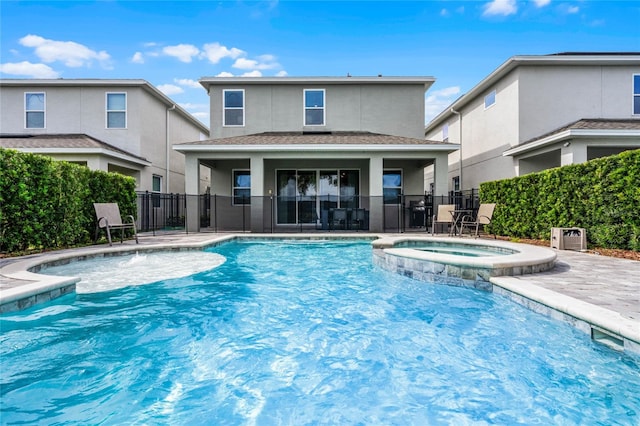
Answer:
[
  {"left": 440, "top": 8, "right": 449, "bottom": 17},
  {"left": 19, "top": 34, "right": 111, "bottom": 68},
  {"left": 201, "top": 42, "right": 245, "bottom": 64},
  {"left": 425, "top": 86, "right": 462, "bottom": 124},
  {"left": 162, "top": 44, "right": 200, "bottom": 63},
  {"left": 567, "top": 5, "right": 579, "bottom": 14},
  {"left": 174, "top": 78, "right": 201, "bottom": 89},
  {"left": 533, "top": 0, "right": 551, "bottom": 7},
  {"left": 482, "top": 0, "right": 517, "bottom": 17},
  {"left": 233, "top": 58, "right": 268, "bottom": 70},
  {"left": 0, "top": 61, "right": 59, "bottom": 78},
  {"left": 216, "top": 71, "right": 235, "bottom": 77},
  {"left": 241, "top": 70, "right": 263, "bottom": 77},
  {"left": 131, "top": 52, "right": 144, "bottom": 64},
  {"left": 157, "top": 84, "right": 184, "bottom": 95},
  {"left": 275, "top": 70, "right": 288, "bottom": 77}
]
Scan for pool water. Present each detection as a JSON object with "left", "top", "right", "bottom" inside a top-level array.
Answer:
[{"left": 1, "top": 240, "right": 639, "bottom": 424}]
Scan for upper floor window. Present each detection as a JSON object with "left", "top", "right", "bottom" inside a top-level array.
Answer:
[
  {"left": 484, "top": 90, "right": 496, "bottom": 109},
  {"left": 633, "top": 74, "right": 640, "bottom": 115},
  {"left": 233, "top": 170, "right": 251, "bottom": 205},
  {"left": 304, "top": 89, "right": 325, "bottom": 126},
  {"left": 25, "top": 92, "right": 45, "bottom": 128},
  {"left": 442, "top": 123, "right": 449, "bottom": 142},
  {"left": 383, "top": 170, "right": 402, "bottom": 204},
  {"left": 224, "top": 89, "right": 244, "bottom": 126},
  {"left": 106, "top": 93, "right": 126, "bottom": 128}
]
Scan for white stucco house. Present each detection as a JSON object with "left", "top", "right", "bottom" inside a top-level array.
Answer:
[
  {"left": 0, "top": 79, "right": 210, "bottom": 193},
  {"left": 174, "top": 76, "right": 459, "bottom": 232},
  {"left": 424, "top": 53, "right": 640, "bottom": 191}
]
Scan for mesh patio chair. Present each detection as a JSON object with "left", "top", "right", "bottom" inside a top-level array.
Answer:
[
  {"left": 94, "top": 203, "right": 139, "bottom": 246},
  {"left": 431, "top": 204, "right": 455, "bottom": 235},
  {"left": 460, "top": 203, "right": 496, "bottom": 238}
]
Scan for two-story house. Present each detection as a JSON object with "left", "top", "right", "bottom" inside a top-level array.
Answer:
[
  {"left": 0, "top": 79, "right": 210, "bottom": 193},
  {"left": 174, "top": 76, "right": 459, "bottom": 232},
  {"left": 424, "top": 53, "right": 640, "bottom": 191}
]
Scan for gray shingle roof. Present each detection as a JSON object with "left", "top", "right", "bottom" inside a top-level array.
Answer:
[
  {"left": 177, "top": 131, "right": 452, "bottom": 146},
  {"left": 521, "top": 118, "right": 640, "bottom": 145},
  {"left": 0, "top": 133, "right": 149, "bottom": 162}
]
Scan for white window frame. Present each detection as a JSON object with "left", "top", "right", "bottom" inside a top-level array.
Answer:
[
  {"left": 484, "top": 90, "right": 496, "bottom": 110},
  {"left": 442, "top": 122, "right": 449, "bottom": 142},
  {"left": 452, "top": 176, "right": 460, "bottom": 192},
  {"left": 232, "top": 169, "right": 251, "bottom": 205},
  {"left": 304, "top": 89, "right": 325, "bottom": 126},
  {"left": 152, "top": 175, "right": 163, "bottom": 193},
  {"left": 106, "top": 92, "right": 127, "bottom": 129},
  {"left": 383, "top": 169, "right": 403, "bottom": 205},
  {"left": 25, "top": 92, "right": 45, "bottom": 129},
  {"left": 223, "top": 89, "right": 245, "bottom": 127},
  {"left": 633, "top": 74, "right": 640, "bottom": 116}
]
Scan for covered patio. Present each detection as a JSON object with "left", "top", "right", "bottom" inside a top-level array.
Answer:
[{"left": 175, "top": 131, "right": 459, "bottom": 232}]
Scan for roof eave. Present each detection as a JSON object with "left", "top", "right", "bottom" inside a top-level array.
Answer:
[
  {"left": 16, "top": 147, "right": 152, "bottom": 167},
  {"left": 174, "top": 143, "right": 459, "bottom": 153},
  {"left": 503, "top": 129, "right": 640, "bottom": 156}
]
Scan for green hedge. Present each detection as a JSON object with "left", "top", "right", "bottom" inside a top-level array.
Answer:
[
  {"left": 0, "top": 148, "right": 137, "bottom": 253},
  {"left": 481, "top": 149, "right": 640, "bottom": 250}
]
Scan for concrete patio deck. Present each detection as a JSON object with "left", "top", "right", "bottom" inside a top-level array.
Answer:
[{"left": 1, "top": 232, "right": 639, "bottom": 355}]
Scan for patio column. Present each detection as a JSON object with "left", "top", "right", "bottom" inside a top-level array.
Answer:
[
  {"left": 250, "top": 155, "right": 265, "bottom": 232},
  {"left": 184, "top": 154, "right": 200, "bottom": 232},
  {"left": 433, "top": 153, "right": 449, "bottom": 196},
  {"left": 562, "top": 142, "right": 587, "bottom": 166},
  {"left": 369, "top": 155, "right": 384, "bottom": 232}
]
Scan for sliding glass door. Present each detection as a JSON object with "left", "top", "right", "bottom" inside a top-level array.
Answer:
[{"left": 276, "top": 169, "right": 359, "bottom": 225}]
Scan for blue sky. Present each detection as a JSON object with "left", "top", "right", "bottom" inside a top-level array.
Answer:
[{"left": 1, "top": 0, "right": 639, "bottom": 127}]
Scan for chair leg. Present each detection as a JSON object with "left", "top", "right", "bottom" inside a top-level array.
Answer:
[{"left": 106, "top": 227, "right": 113, "bottom": 246}]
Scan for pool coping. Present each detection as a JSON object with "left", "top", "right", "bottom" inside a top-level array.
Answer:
[{"left": 1, "top": 233, "right": 638, "bottom": 356}]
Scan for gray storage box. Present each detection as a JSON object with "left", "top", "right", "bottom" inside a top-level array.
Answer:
[{"left": 551, "top": 227, "right": 587, "bottom": 251}]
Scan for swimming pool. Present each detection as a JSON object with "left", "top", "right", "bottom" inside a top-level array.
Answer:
[{"left": 1, "top": 240, "right": 639, "bottom": 424}]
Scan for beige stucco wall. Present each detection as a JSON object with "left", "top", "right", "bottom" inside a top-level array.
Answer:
[{"left": 209, "top": 83, "right": 426, "bottom": 139}]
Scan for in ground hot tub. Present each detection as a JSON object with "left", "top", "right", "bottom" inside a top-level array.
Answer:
[{"left": 372, "top": 237, "right": 556, "bottom": 291}]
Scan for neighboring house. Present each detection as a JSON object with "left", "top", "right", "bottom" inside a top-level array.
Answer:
[
  {"left": 424, "top": 53, "right": 640, "bottom": 191},
  {"left": 0, "top": 79, "right": 210, "bottom": 193},
  {"left": 174, "top": 76, "right": 459, "bottom": 232}
]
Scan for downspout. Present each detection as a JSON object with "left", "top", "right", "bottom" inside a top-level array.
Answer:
[
  {"left": 450, "top": 108, "right": 462, "bottom": 191},
  {"left": 166, "top": 104, "right": 176, "bottom": 193}
]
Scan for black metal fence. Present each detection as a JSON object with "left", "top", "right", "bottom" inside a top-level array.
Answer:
[{"left": 136, "top": 189, "right": 480, "bottom": 234}]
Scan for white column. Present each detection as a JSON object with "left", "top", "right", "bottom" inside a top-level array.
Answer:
[
  {"left": 369, "top": 155, "right": 384, "bottom": 232},
  {"left": 561, "top": 142, "right": 587, "bottom": 166},
  {"left": 250, "top": 155, "right": 265, "bottom": 232},
  {"left": 433, "top": 153, "right": 449, "bottom": 196},
  {"left": 184, "top": 154, "right": 201, "bottom": 232}
]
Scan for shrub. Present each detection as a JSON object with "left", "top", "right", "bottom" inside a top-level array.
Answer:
[
  {"left": 481, "top": 149, "right": 640, "bottom": 251},
  {"left": 0, "top": 148, "right": 137, "bottom": 253}
]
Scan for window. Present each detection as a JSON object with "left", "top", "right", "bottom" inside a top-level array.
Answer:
[
  {"left": 304, "top": 89, "right": 325, "bottom": 126},
  {"left": 634, "top": 74, "right": 640, "bottom": 115},
  {"left": 452, "top": 176, "right": 460, "bottom": 192},
  {"left": 106, "top": 93, "right": 126, "bottom": 128},
  {"left": 383, "top": 170, "right": 402, "bottom": 204},
  {"left": 152, "top": 175, "right": 162, "bottom": 207},
  {"left": 25, "top": 92, "right": 45, "bottom": 128},
  {"left": 484, "top": 90, "right": 496, "bottom": 109},
  {"left": 442, "top": 123, "right": 449, "bottom": 142},
  {"left": 152, "top": 175, "right": 162, "bottom": 192},
  {"left": 233, "top": 170, "right": 251, "bottom": 205},
  {"left": 224, "top": 89, "right": 244, "bottom": 126}
]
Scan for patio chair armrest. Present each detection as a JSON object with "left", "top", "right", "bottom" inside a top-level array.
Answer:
[
  {"left": 126, "top": 215, "right": 136, "bottom": 224},
  {"left": 460, "top": 214, "right": 474, "bottom": 224}
]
